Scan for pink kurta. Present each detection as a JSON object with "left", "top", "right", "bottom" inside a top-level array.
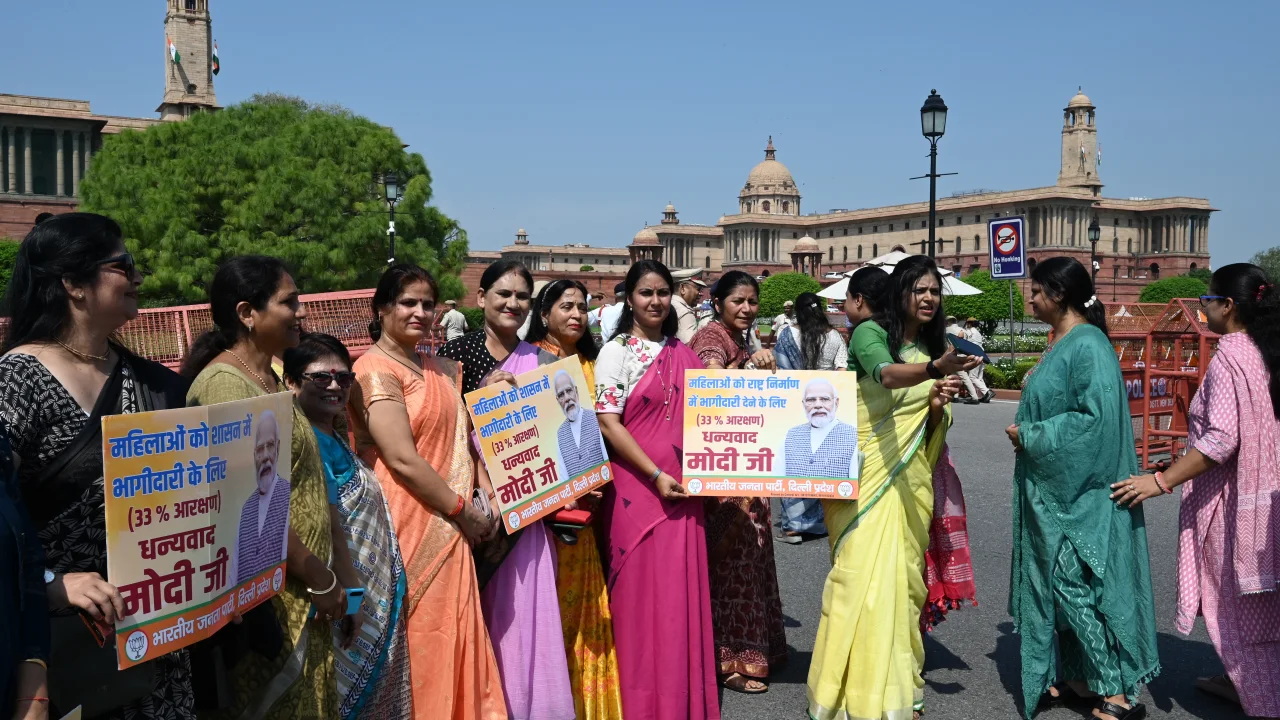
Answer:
[{"left": 1176, "top": 332, "right": 1280, "bottom": 717}]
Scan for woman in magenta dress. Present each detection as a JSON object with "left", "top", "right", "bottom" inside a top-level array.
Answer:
[
  {"left": 1114, "top": 262, "right": 1280, "bottom": 719},
  {"left": 594, "top": 259, "right": 719, "bottom": 720}
]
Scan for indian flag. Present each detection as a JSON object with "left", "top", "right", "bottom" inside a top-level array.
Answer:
[
  {"left": 167, "top": 36, "right": 180, "bottom": 64},
  {"left": 212, "top": 42, "right": 220, "bottom": 75}
]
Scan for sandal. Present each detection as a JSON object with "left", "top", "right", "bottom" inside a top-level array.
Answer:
[
  {"left": 1195, "top": 675, "right": 1240, "bottom": 705},
  {"left": 720, "top": 672, "right": 768, "bottom": 694},
  {"left": 1094, "top": 699, "right": 1146, "bottom": 720},
  {"left": 1039, "top": 682, "right": 1091, "bottom": 709}
]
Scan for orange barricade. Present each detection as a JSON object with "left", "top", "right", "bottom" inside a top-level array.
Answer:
[
  {"left": 0, "top": 288, "right": 444, "bottom": 369},
  {"left": 1132, "top": 299, "right": 1219, "bottom": 470}
]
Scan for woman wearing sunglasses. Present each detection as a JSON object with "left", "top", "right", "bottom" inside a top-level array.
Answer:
[
  {"left": 283, "top": 333, "right": 411, "bottom": 719},
  {"left": 348, "top": 264, "right": 506, "bottom": 719},
  {"left": 1111, "top": 264, "right": 1280, "bottom": 719}
]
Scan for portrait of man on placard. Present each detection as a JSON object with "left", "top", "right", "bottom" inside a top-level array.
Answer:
[
  {"left": 553, "top": 370, "right": 607, "bottom": 480},
  {"left": 777, "top": 378, "right": 859, "bottom": 479},
  {"left": 234, "top": 410, "right": 291, "bottom": 585}
]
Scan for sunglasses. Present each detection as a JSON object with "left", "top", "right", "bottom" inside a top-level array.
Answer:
[
  {"left": 300, "top": 371, "right": 356, "bottom": 389},
  {"left": 1198, "top": 295, "right": 1227, "bottom": 306},
  {"left": 98, "top": 252, "right": 140, "bottom": 277}
]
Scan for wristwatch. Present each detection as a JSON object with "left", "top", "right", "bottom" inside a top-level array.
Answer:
[{"left": 43, "top": 569, "right": 56, "bottom": 585}]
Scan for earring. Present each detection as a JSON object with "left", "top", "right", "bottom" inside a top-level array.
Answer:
[{"left": 75, "top": 293, "right": 85, "bottom": 301}]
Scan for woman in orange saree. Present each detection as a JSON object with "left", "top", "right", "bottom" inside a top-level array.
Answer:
[
  {"left": 349, "top": 264, "right": 507, "bottom": 720},
  {"left": 526, "top": 278, "right": 624, "bottom": 719}
]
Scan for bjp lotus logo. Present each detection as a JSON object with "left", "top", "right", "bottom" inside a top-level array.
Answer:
[{"left": 125, "top": 631, "right": 149, "bottom": 662}]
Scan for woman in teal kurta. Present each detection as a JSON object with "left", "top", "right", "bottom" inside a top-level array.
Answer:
[{"left": 1006, "top": 258, "right": 1159, "bottom": 720}]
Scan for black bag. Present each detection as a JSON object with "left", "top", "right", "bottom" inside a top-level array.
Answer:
[{"left": 39, "top": 362, "right": 157, "bottom": 718}]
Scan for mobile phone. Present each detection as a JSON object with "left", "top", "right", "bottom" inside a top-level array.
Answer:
[{"left": 344, "top": 587, "right": 365, "bottom": 616}]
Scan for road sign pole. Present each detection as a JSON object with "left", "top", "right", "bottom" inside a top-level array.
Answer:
[{"left": 1009, "top": 281, "right": 1016, "bottom": 365}]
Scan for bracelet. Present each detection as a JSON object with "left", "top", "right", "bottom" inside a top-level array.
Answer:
[
  {"left": 18, "top": 697, "right": 49, "bottom": 703},
  {"left": 1154, "top": 471, "right": 1172, "bottom": 495},
  {"left": 648, "top": 468, "right": 662, "bottom": 484},
  {"left": 925, "top": 360, "right": 943, "bottom": 379},
  {"left": 21, "top": 658, "right": 47, "bottom": 669},
  {"left": 447, "top": 494, "right": 466, "bottom": 518},
  {"left": 306, "top": 567, "right": 338, "bottom": 596}
]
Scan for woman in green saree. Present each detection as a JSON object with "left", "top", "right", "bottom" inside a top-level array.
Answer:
[
  {"left": 1006, "top": 257, "right": 1159, "bottom": 720},
  {"left": 807, "top": 257, "right": 973, "bottom": 720}
]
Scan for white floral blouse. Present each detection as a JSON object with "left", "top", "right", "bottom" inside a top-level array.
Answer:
[{"left": 593, "top": 334, "right": 666, "bottom": 414}]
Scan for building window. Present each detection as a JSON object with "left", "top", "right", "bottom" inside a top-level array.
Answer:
[
  {"left": 1112, "top": 237, "right": 1118, "bottom": 253},
  {"left": 858, "top": 245, "right": 864, "bottom": 259},
  {"left": 186, "top": 0, "right": 196, "bottom": 9},
  {"left": 969, "top": 263, "right": 980, "bottom": 274},
  {"left": 762, "top": 200, "right": 771, "bottom": 213},
  {"left": 973, "top": 235, "right": 980, "bottom": 251},
  {"left": 858, "top": 227, "right": 863, "bottom": 234},
  {"left": 793, "top": 232, "right": 799, "bottom": 239},
  {"left": 705, "top": 256, "right": 711, "bottom": 268},
  {"left": 921, "top": 221, "right": 927, "bottom": 229},
  {"left": 872, "top": 243, "right": 878, "bottom": 256},
  {"left": 842, "top": 228, "right": 848, "bottom": 236},
  {"left": 782, "top": 201, "right": 790, "bottom": 213},
  {"left": 843, "top": 246, "right": 848, "bottom": 262},
  {"left": 956, "top": 216, "right": 963, "bottom": 225},
  {"left": 888, "top": 224, "right": 894, "bottom": 232},
  {"left": 1128, "top": 219, "right": 1134, "bottom": 227},
  {"left": 974, "top": 214, "right": 981, "bottom": 223},
  {"left": 952, "top": 264, "right": 962, "bottom": 276},
  {"left": 1127, "top": 238, "right": 1133, "bottom": 253},
  {"left": 1114, "top": 218, "right": 1120, "bottom": 226},
  {"left": 872, "top": 226, "right": 878, "bottom": 233},
  {"left": 939, "top": 218, "right": 945, "bottom": 227}
]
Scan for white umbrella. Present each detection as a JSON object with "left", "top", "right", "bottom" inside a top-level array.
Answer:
[{"left": 818, "top": 253, "right": 983, "bottom": 300}]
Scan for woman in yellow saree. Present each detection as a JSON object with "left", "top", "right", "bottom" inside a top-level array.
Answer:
[
  {"left": 524, "top": 278, "right": 624, "bottom": 720},
  {"left": 807, "top": 258, "right": 976, "bottom": 720}
]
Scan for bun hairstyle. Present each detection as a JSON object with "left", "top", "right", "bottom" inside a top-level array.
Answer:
[
  {"left": 846, "top": 266, "right": 892, "bottom": 317},
  {"left": 880, "top": 255, "right": 948, "bottom": 361},
  {"left": 616, "top": 259, "right": 678, "bottom": 338},
  {"left": 368, "top": 263, "right": 438, "bottom": 341},
  {"left": 525, "top": 278, "right": 599, "bottom": 361},
  {"left": 282, "top": 332, "right": 352, "bottom": 384},
  {"left": 792, "top": 291, "right": 832, "bottom": 370},
  {"left": 1211, "top": 262, "right": 1280, "bottom": 417},
  {"left": 180, "top": 256, "right": 290, "bottom": 378},
  {"left": 1030, "top": 256, "right": 1109, "bottom": 338},
  {"left": 1, "top": 212, "right": 127, "bottom": 354}
]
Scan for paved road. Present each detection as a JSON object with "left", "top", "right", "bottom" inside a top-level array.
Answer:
[{"left": 721, "top": 399, "right": 1243, "bottom": 720}]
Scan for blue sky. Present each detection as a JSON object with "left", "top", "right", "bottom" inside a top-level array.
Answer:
[{"left": 4, "top": 1, "right": 1274, "bottom": 264}]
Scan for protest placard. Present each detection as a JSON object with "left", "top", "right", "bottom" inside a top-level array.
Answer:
[
  {"left": 682, "top": 370, "right": 860, "bottom": 499},
  {"left": 103, "top": 393, "right": 293, "bottom": 669},
  {"left": 465, "top": 356, "right": 612, "bottom": 533}
]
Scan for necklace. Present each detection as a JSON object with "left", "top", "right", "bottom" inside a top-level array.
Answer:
[
  {"left": 374, "top": 340, "right": 424, "bottom": 377},
  {"left": 648, "top": 341, "right": 676, "bottom": 421},
  {"left": 55, "top": 340, "right": 110, "bottom": 363},
  {"left": 226, "top": 349, "right": 277, "bottom": 392}
]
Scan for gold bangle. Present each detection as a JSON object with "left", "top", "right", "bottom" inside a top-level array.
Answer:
[{"left": 21, "top": 658, "right": 48, "bottom": 669}]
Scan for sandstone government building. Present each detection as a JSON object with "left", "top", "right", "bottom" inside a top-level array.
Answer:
[{"left": 0, "top": 0, "right": 1212, "bottom": 305}]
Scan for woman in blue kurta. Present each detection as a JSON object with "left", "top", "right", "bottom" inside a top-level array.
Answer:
[{"left": 1006, "top": 257, "right": 1159, "bottom": 720}]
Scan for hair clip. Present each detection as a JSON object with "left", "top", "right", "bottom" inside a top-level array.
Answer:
[
  {"left": 1256, "top": 283, "right": 1273, "bottom": 302},
  {"left": 1083, "top": 295, "right": 1098, "bottom": 308}
]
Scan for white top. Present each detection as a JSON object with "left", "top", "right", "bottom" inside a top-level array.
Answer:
[
  {"left": 671, "top": 295, "right": 699, "bottom": 345},
  {"left": 772, "top": 312, "right": 792, "bottom": 337},
  {"left": 593, "top": 334, "right": 665, "bottom": 414},
  {"left": 964, "top": 326, "right": 985, "bottom": 347},
  {"left": 781, "top": 326, "right": 848, "bottom": 371},
  {"left": 439, "top": 309, "right": 468, "bottom": 341},
  {"left": 600, "top": 304, "right": 624, "bottom": 342},
  {"left": 946, "top": 324, "right": 965, "bottom": 338}
]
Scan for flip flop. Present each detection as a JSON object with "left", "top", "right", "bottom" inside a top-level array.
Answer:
[
  {"left": 1195, "top": 675, "right": 1240, "bottom": 705},
  {"left": 721, "top": 672, "right": 768, "bottom": 694}
]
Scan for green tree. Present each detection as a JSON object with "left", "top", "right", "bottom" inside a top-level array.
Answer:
[
  {"left": 579, "top": 265, "right": 594, "bottom": 272},
  {"left": 1183, "top": 267, "right": 1213, "bottom": 284},
  {"left": 80, "top": 94, "right": 467, "bottom": 306},
  {"left": 0, "top": 240, "right": 18, "bottom": 300},
  {"left": 758, "top": 272, "right": 821, "bottom": 317},
  {"left": 1252, "top": 246, "right": 1280, "bottom": 282},
  {"left": 1139, "top": 275, "right": 1207, "bottom": 304},
  {"left": 940, "top": 269, "right": 1024, "bottom": 335}
]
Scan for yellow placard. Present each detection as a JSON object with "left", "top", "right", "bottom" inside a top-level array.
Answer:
[
  {"left": 681, "top": 370, "right": 860, "bottom": 499},
  {"left": 465, "top": 357, "right": 612, "bottom": 533},
  {"left": 103, "top": 393, "right": 293, "bottom": 669}
]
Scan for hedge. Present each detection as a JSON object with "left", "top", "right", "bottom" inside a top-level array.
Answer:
[
  {"left": 459, "top": 307, "right": 484, "bottom": 333},
  {"left": 0, "top": 240, "right": 18, "bottom": 299}
]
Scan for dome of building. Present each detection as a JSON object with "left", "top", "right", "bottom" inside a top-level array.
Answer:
[
  {"left": 664, "top": 203, "right": 676, "bottom": 213},
  {"left": 742, "top": 136, "right": 798, "bottom": 194},
  {"left": 1067, "top": 88, "right": 1093, "bottom": 108},
  {"left": 632, "top": 226, "right": 660, "bottom": 245},
  {"left": 791, "top": 235, "right": 819, "bottom": 253}
]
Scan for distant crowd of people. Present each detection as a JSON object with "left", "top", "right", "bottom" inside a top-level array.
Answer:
[{"left": 1, "top": 212, "right": 1277, "bottom": 720}]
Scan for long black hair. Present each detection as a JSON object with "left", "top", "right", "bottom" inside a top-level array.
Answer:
[
  {"left": 525, "top": 278, "right": 599, "bottom": 361},
  {"left": 878, "top": 255, "right": 948, "bottom": 361},
  {"left": 710, "top": 270, "right": 759, "bottom": 320},
  {"left": 1030, "top": 256, "right": 1109, "bottom": 339},
  {"left": 616, "top": 259, "right": 678, "bottom": 338},
  {"left": 282, "top": 332, "right": 352, "bottom": 383},
  {"left": 792, "top": 291, "right": 832, "bottom": 370},
  {"left": 1211, "top": 262, "right": 1280, "bottom": 417},
  {"left": 1, "top": 212, "right": 127, "bottom": 354},
  {"left": 180, "top": 256, "right": 290, "bottom": 378},
  {"left": 369, "top": 263, "right": 439, "bottom": 341},
  {"left": 846, "top": 266, "right": 892, "bottom": 321}
]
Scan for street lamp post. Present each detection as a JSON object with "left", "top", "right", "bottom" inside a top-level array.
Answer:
[
  {"left": 920, "top": 89, "right": 948, "bottom": 259},
  {"left": 1088, "top": 216, "right": 1101, "bottom": 286},
  {"left": 383, "top": 171, "right": 403, "bottom": 265}
]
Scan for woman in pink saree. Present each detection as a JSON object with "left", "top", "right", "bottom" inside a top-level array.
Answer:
[
  {"left": 438, "top": 260, "right": 572, "bottom": 720},
  {"left": 594, "top": 260, "right": 720, "bottom": 720},
  {"left": 1113, "top": 263, "right": 1280, "bottom": 718}
]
